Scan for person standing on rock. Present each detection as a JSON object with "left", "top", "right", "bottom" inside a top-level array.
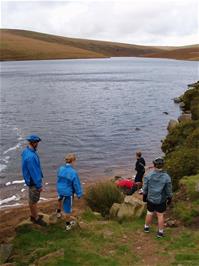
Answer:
[
  {"left": 21, "top": 135, "right": 47, "bottom": 226},
  {"left": 142, "top": 158, "right": 172, "bottom": 238},
  {"left": 56, "top": 153, "right": 83, "bottom": 230},
  {"left": 134, "top": 151, "right": 146, "bottom": 190}
]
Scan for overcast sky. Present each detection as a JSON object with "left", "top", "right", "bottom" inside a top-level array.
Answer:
[{"left": 1, "top": 0, "right": 198, "bottom": 46}]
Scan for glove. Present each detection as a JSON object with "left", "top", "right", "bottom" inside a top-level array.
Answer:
[
  {"left": 167, "top": 197, "right": 172, "bottom": 205},
  {"left": 143, "top": 194, "right": 147, "bottom": 202}
]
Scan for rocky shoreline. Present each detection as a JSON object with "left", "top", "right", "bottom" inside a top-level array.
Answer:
[{"left": 167, "top": 81, "right": 198, "bottom": 132}]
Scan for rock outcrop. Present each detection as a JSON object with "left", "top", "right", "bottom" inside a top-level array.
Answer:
[
  {"left": 167, "top": 119, "right": 179, "bottom": 132},
  {"left": 15, "top": 213, "right": 58, "bottom": 230},
  {"left": 110, "top": 195, "right": 146, "bottom": 221},
  {"left": 178, "top": 113, "right": 192, "bottom": 122},
  {"left": 173, "top": 97, "right": 182, "bottom": 103}
]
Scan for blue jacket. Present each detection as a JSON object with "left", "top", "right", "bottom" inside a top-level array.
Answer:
[
  {"left": 143, "top": 170, "right": 172, "bottom": 204},
  {"left": 21, "top": 146, "right": 43, "bottom": 189},
  {"left": 57, "top": 164, "right": 83, "bottom": 198}
]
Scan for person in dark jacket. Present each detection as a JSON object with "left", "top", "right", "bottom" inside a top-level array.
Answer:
[
  {"left": 143, "top": 158, "right": 172, "bottom": 238},
  {"left": 56, "top": 153, "right": 83, "bottom": 230},
  {"left": 134, "top": 151, "right": 145, "bottom": 188},
  {"left": 21, "top": 135, "right": 46, "bottom": 226}
]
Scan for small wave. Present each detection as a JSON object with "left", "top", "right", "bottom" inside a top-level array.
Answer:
[
  {"left": 0, "top": 194, "right": 21, "bottom": 206},
  {"left": 12, "top": 180, "right": 25, "bottom": 184},
  {"left": 0, "top": 164, "right": 7, "bottom": 172},
  {"left": 21, "top": 188, "right": 26, "bottom": 192},
  {"left": 2, "top": 156, "right": 10, "bottom": 163},
  {"left": 5, "top": 180, "right": 25, "bottom": 186},
  {"left": 0, "top": 156, "right": 10, "bottom": 172},
  {"left": 0, "top": 203, "right": 22, "bottom": 209},
  {"left": 3, "top": 143, "right": 21, "bottom": 155}
]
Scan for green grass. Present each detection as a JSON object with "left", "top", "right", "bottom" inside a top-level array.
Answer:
[
  {"left": 11, "top": 218, "right": 140, "bottom": 266},
  {"left": 172, "top": 253, "right": 199, "bottom": 266},
  {"left": 8, "top": 210, "right": 199, "bottom": 266}
]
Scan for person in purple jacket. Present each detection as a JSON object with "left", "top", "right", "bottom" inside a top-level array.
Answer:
[
  {"left": 21, "top": 135, "right": 47, "bottom": 226},
  {"left": 56, "top": 153, "right": 83, "bottom": 230}
]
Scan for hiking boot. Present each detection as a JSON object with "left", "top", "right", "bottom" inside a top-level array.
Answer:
[
  {"left": 144, "top": 226, "right": 150, "bottom": 233},
  {"left": 31, "top": 216, "right": 47, "bottom": 227},
  {"left": 65, "top": 221, "right": 72, "bottom": 231},
  {"left": 139, "top": 188, "right": 143, "bottom": 194},
  {"left": 56, "top": 209, "right": 62, "bottom": 218},
  {"left": 156, "top": 231, "right": 164, "bottom": 238}
]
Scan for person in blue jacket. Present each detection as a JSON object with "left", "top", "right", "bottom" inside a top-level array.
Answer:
[
  {"left": 56, "top": 153, "right": 83, "bottom": 230},
  {"left": 142, "top": 158, "right": 172, "bottom": 238},
  {"left": 21, "top": 135, "right": 46, "bottom": 226}
]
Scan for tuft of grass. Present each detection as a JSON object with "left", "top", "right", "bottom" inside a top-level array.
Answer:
[
  {"left": 173, "top": 202, "right": 199, "bottom": 224},
  {"left": 81, "top": 207, "right": 102, "bottom": 222},
  {"left": 180, "top": 174, "right": 199, "bottom": 200},
  {"left": 172, "top": 253, "right": 199, "bottom": 266},
  {"left": 85, "top": 181, "right": 124, "bottom": 217}
]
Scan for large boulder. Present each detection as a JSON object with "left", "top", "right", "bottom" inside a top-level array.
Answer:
[
  {"left": 117, "top": 203, "right": 137, "bottom": 221},
  {"left": 110, "top": 195, "right": 146, "bottom": 221},
  {"left": 167, "top": 119, "right": 179, "bottom": 132},
  {"left": 124, "top": 196, "right": 146, "bottom": 217},
  {"left": 109, "top": 203, "right": 121, "bottom": 218},
  {"left": 178, "top": 113, "right": 192, "bottom": 123}
]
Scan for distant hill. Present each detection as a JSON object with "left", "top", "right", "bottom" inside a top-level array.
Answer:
[{"left": 0, "top": 29, "right": 199, "bottom": 61}]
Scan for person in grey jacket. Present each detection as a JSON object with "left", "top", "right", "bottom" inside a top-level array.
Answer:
[{"left": 142, "top": 158, "right": 172, "bottom": 238}]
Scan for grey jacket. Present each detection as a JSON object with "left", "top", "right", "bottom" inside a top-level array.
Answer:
[{"left": 143, "top": 170, "right": 172, "bottom": 204}]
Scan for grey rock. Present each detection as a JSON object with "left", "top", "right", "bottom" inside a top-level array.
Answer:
[
  {"left": 167, "top": 120, "right": 179, "bottom": 132},
  {"left": 179, "top": 102, "right": 186, "bottom": 110},
  {"left": 49, "top": 213, "right": 58, "bottom": 224},
  {"left": 183, "top": 110, "right": 191, "bottom": 114},
  {"left": 178, "top": 114, "right": 192, "bottom": 122},
  {"left": 0, "top": 244, "right": 13, "bottom": 264},
  {"left": 109, "top": 203, "right": 120, "bottom": 219},
  {"left": 110, "top": 195, "right": 146, "bottom": 221},
  {"left": 173, "top": 97, "right": 182, "bottom": 103},
  {"left": 117, "top": 203, "right": 136, "bottom": 221}
]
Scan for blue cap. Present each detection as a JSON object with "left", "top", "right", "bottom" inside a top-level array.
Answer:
[{"left": 26, "top": 135, "right": 41, "bottom": 142}]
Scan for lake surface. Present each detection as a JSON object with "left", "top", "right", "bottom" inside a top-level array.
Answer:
[{"left": 0, "top": 57, "right": 198, "bottom": 188}]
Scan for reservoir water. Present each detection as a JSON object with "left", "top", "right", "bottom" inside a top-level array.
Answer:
[{"left": 0, "top": 57, "right": 198, "bottom": 205}]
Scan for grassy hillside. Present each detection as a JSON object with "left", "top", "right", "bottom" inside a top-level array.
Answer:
[
  {"left": 162, "top": 82, "right": 199, "bottom": 191},
  {"left": 162, "top": 82, "right": 199, "bottom": 228},
  {"left": 1, "top": 29, "right": 198, "bottom": 61},
  {"left": 2, "top": 210, "right": 199, "bottom": 266},
  {"left": 146, "top": 46, "right": 199, "bottom": 61}
]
